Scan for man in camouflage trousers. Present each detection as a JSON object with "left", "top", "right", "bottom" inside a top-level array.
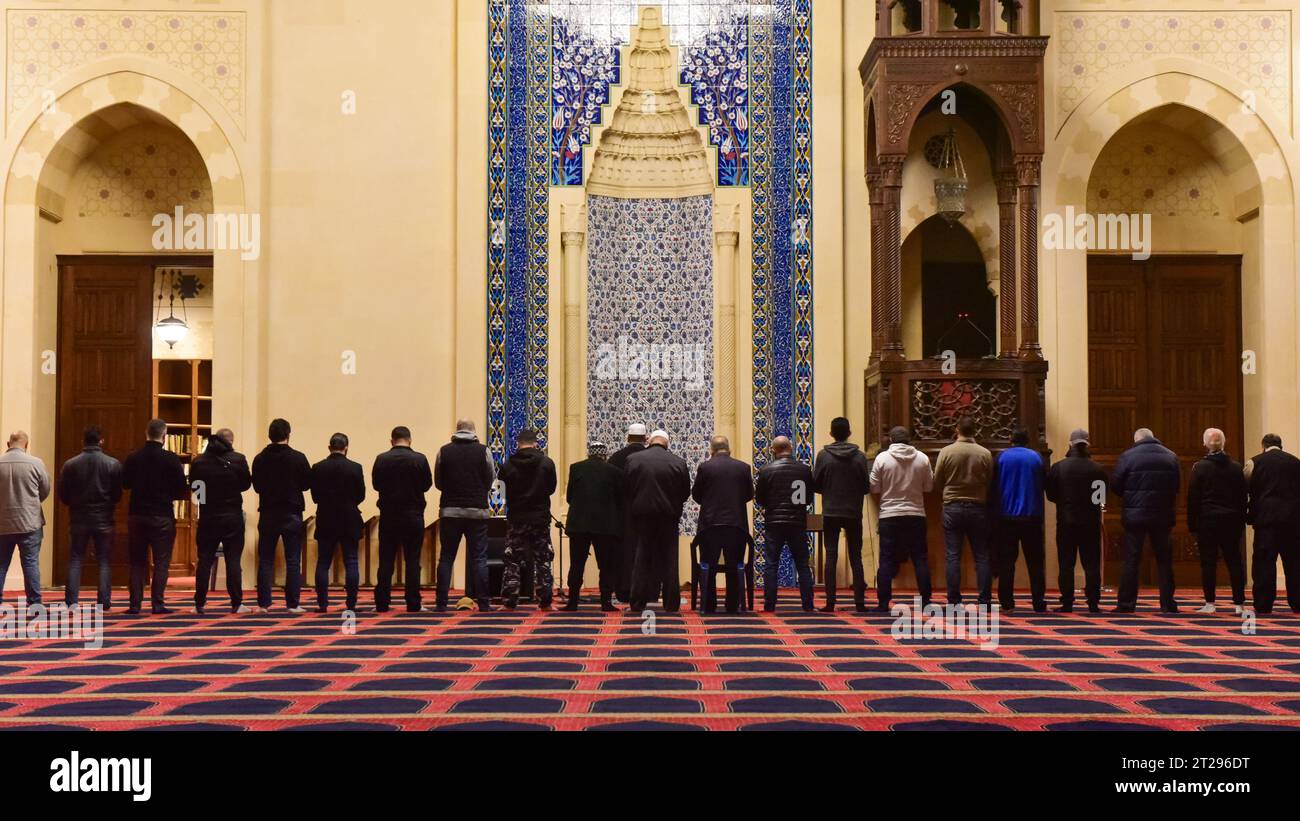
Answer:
[{"left": 498, "top": 428, "right": 558, "bottom": 609}]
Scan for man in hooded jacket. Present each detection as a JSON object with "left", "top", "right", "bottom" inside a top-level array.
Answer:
[
  {"left": 812, "top": 417, "right": 871, "bottom": 611},
  {"left": 189, "top": 428, "right": 252, "bottom": 614},
  {"left": 869, "top": 426, "right": 934, "bottom": 610},
  {"left": 498, "top": 428, "right": 558, "bottom": 609}
]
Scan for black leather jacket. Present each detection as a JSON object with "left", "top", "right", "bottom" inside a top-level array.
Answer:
[
  {"left": 190, "top": 437, "right": 252, "bottom": 519},
  {"left": 755, "top": 456, "right": 814, "bottom": 529},
  {"left": 58, "top": 446, "right": 123, "bottom": 530}
]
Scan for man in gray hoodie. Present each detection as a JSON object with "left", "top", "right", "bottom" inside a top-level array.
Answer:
[
  {"left": 813, "top": 417, "right": 872, "bottom": 612},
  {"left": 869, "top": 426, "right": 933, "bottom": 611}
]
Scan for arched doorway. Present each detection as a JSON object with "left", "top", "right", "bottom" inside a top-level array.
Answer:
[
  {"left": 903, "top": 215, "right": 996, "bottom": 361},
  {"left": 1084, "top": 103, "right": 1258, "bottom": 587}
]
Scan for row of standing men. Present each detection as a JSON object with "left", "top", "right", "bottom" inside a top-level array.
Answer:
[{"left": 3, "top": 416, "right": 1299, "bottom": 616}]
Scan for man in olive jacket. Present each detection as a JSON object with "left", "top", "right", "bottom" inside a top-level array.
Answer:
[
  {"left": 625, "top": 430, "right": 691, "bottom": 612},
  {"left": 563, "top": 441, "right": 623, "bottom": 611}
]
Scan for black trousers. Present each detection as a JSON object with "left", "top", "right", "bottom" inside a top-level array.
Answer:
[
  {"left": 67, "top": 526, "right": 114, "bottom": 607},
  {"left": 256, "top": 513, "right": 304, "bottom": 609},
  {"left": 630, "top": 515, "right": 681, "bottom": 612},
  {"left": 823, "top": 516, "right": 866, "bottom": 608},
  {"left": 1117, "top": 524, "right": 1175, "bottom": 611},
  {"left": 877, "top": 515, "right": 930, "bottom": 609},
  {"left": 127, "top": 515, "right": 175, "bottom": 611},
  {"left": 1197, "top": 517, "right": 1246, "bottom": 605},
  {"left": 1252, "top": 525, "right": 1300, "bottom": 613},
  {"left": 699, "top": 526, "right": 748, "bottom": 613},
  {"left": 615, "top": 520, "right": 634, "bottom": 602},
  {"left": 1055, "top": 522, "right": 1101, "bottom": 609},
  {"left": 316, "top": 535, "right": 360, "bottom": 611},
  {"left": 376, "top": 512, "right": 425, "bottom": 612},
  {"left": 196, "top": 513, "right": 245, "bottom": 611},
  {"left": 567, "top": 532, "right": 618, "bottom": 603},
  {"left": 998, "top": 518, "right": 1046, "bottom": 611}
]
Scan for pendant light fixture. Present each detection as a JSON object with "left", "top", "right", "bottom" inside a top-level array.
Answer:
[
  {"left": 934, "top": 128, "right": 969, "bottom": 223},
  {"left": 153, "top": 268, "right": 190, "bottom": 349}
]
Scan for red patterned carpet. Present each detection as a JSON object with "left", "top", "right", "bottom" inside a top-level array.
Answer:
[{"left": 2, "top": 588, "right": 1298, "bottom": 731}]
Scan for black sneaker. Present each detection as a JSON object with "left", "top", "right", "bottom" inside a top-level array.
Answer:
[{"left": 152, "top": 606, "right": 174, "bottom": 615}]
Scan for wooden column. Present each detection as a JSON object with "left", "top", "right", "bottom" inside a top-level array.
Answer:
[
  {"left": 1016, "top": 155, "right": 1043, "bottom": 360},
  {"left": 867, "top": 168, "right": 883, "bottom": 361},
  {"left": 880, "top": 155, "right": 906, "bottom": 361},
  {"left": 997, "top": 170, "right": 1019, "bottom": 358}
]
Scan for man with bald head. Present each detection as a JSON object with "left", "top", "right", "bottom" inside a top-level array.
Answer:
[
  {"left": 755, "top": 436, "right": 816, "bottom": 611},
  {"left": 625, "top": 429, "right": 691, "bottom": 612},
  {"left": 0, "top": 431, "right": 51, "bottom": 607},
  {"left": 1111, "top": 427, "right": 1181, "bottom": 613},
  {"left": 692, "top": 435, "right": 753, "bottom": 613},
  {"left": 1187, "top": 428, "right": 1247, "bottom": 614}
]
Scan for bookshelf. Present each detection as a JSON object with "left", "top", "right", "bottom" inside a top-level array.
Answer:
[{"left": 152, "top": 359, "right": 213, "bottom": 575}]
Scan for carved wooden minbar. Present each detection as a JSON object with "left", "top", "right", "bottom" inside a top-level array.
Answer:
[{"left": 861, "top": 0, "right": 1050, "bottom": 459}]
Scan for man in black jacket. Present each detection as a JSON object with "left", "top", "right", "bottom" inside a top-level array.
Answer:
[
  {"left": 189, "top": 428, "right": 252, "bottom": 614},
  {"left": 498, "top": 428, "right": 557, "bottom": 609},
  {"left": 1245, "top": 433, "right": 1300, "bottom": 613},
  {"left": 626, "top": 429, "right": 691, "bottom": 612},
  {"left": 372, "top": 426, "right": 434, "bottom": 613},
  {"left": 1188, "top": 428, "right": 1247, "bottom": 614},
  {"left": 434, "top": 420, "right": 495, "bottom": 611},
  {"left": 812, "top": 417, "right": 872, "bottom": 612},
  {"left": 692, "top": 435, "right": 752, "bottom": 613},
  {"left": 1111, "top": 428, "right": 1181, "bottom": 613},
  {"left": 310, "top": 433, "right": 366, "bottom": 613},
  {"left": 251, "top": 418, "right": 312, "bottom": 613},
  {"left": 59, "top": 425, "right": 123, "bottom": 608},
  {"left": 755, "top": 436, "right": 815, "bottom": 612},
  {"left": 1044, "top": 429, "right": 1107, "bottom": 613},
  {"left": 121, "top": 419, "right": 189, "bottom": 615},
  {"left": 608, "top": 423, "right": 648, "bottom": 603},
  {"left": 563, "top": 441, "right": 623, "bottom": 611}
]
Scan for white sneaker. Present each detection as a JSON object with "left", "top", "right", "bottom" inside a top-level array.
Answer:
[
  {"left": 1234, "top": 605, "right": 1245, "bottom": 615},
  {"left": 287, "top": 607, "right": 307, "bottom": 614},
  {"left": 1195, "top": 603, "right": 1217, "bottom": 614},
  {"left": 234, "top": 605, "right": 251, "bottom": 614},
  {"left": 257, "top": 606, "right": 272, "bottom": 614}
]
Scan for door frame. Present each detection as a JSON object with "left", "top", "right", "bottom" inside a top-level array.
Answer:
[{"left": 54, "top": 254, "right": 213, "bottom": 586}]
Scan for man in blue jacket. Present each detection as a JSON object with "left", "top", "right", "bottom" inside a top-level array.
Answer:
[
  {"left": 994, "top": 429, "right": 1046, "bottom": 612},
  {"left": 1112, "top": 428, "right": 1181, "bottom": 613}
]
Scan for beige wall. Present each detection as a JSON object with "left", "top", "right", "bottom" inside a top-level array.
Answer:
[{"left": 4, "top": 0, "right": 1300, "bottom": 594}]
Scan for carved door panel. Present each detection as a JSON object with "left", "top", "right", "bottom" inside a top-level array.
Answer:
[{"left": 1088, "top": 256, "right": 1242, "bottom": 589}]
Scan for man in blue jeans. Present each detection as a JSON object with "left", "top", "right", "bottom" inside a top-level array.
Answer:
[
  {"left": 932, "top": 417, "right": 994, "bottom": 606},
  {"left": 755, "top": 436, "right": 815, "bottom": 612},
  {"left": 434, "top": 419, "right": 495, "bottom": 611},
  {"left": 870, "top": 427, "right": 934, "bottom": 611},
  {"left": 0, "top": 431, "right": 51, "bottom": 607},
  {"left": 59, "top": 425, "right": 123, "bottom": 609},
  {"left": 251, "top": 418, "right": 312, "bottom": 613}
]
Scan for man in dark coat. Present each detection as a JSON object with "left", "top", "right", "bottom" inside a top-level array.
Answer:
[
  {"left": 625, "top": 429, "right": 691, "bottom": 612},
  {"left": 1187, "top": 428, "right": 1247, "bottom": 614},
  {"left": 563, "top": 441, "right": 623, "bottom": 611},
  {"left": 434, "top": 419, "right": 496, "bottom": 611},
  {"left": 59, "top": 425, "right": 123, "bottom": 609},
  {"left": 310, "top": 433, "right": 366, "bottom": 613},
  {"left": 188, "top": 428, "right": 252, "bottom": 614},
  {"left": 121, "top": 419, "right": 189, "bottom": 615},
  {"left": 755, "top": 436, "right": 815, "bottom": 612},
  {"left": 692, "top": 435, "right": 752, "bottom": 613},
  {"left": 251, "top": 418, "right": 313, "bottom": 613},
  {"left": 812, "top": 417, "right": 872, "bottom": 612},
  {"left": 608, "top": 423, "right": 648, "bottom": 603},
  {"left": 498, "top": 428, "right": 558, "bottom": 609},
  {"left": 372, "top": 426, "right": 434, "bottom": 613},
  {"left": 1245, "top": 433, "right": 1300, "bottom": 613},
  {"left": 1044, "top": 429, "right": 1107, "bottom": 613},
  {"left": 1111, "top": 428, "right": 1181, "bottom": 613}
]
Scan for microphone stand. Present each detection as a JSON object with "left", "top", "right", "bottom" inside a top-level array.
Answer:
[
  {"left": 933, "top": 312, "right": 996, "bottom": 360},
  {"left": 551, "top": 513, "right": 567, "bottom": 603}
]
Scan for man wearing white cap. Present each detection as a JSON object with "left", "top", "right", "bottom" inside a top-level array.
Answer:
[
  {"left": 624, "top": 429, "right": 691, "bottom": 611},
  {"left": 609, "top": 423, "right": 648, "bottom": 602}
]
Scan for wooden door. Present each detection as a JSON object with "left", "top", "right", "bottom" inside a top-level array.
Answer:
[
  {"left": 1087, "top": 256, "right": 1243, "bottom": 587},
  {"left": 55, "top": 259, "right": 157, "bottom": 587}
]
